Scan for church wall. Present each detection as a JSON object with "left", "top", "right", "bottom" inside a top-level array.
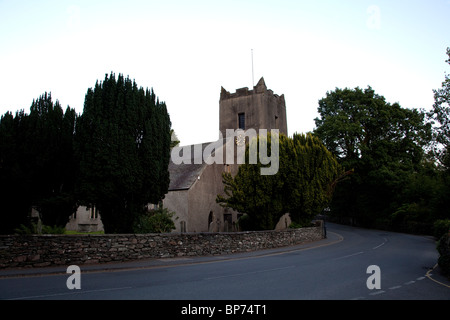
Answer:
[
  {"left": 164, "top": 78, "right": 289, "bottom": 234},
  {"left": 163, "top": 190, "right": 189, "bottom": 233},
  {"left": 187, "top": 162, "right": 239, "bottom": 233}
]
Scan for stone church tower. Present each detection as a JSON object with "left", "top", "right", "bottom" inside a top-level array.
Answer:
[
  {"left": 67, "top": 77, "right": 289, "bottom": 233},
  {"left": 219, "top": 77, "right": 288, "bottom": 137},
  {"left": 161, "top": 77, "right": 290, "bottom": 233}
]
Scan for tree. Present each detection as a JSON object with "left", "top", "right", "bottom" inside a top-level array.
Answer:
[
  {"left": 28, "top": 93, "right": 78, "bottom": 227},
  {"left": 170, "top": 129, "right": 180, "bottom": 148},
  {"left": 288, "top": 133, "right": 343, "bottom": 225},
  {"left": 428, "top": 47, "right": 450, "bottom": 224},
  {"left": 0, "top": 93, "right": 78, "bottom": 232},
  {"left": 217, "top": 133, "right": 285, "bottom": 230},
  {"left": 0, "top": 111, "right": 31, "bottom": 233},
  {"left": 314, "top": 86, "right": 432, "bottom": 227},
  {"left": 428, "top": 47, "right": 450, "bottom": 161},
  {"left": 217, "top": 133, "right": 341, "bottom": 230},
  {"left": 75, "top": 73, "right": 172, "bottom": 233}
]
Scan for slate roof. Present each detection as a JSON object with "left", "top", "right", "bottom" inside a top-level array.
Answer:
[
  {"left": 168, "top": 137, "right": 240, "bottom": 191},
  {"left": 168, "top": 142, "right": 214, "bottom": 191}
]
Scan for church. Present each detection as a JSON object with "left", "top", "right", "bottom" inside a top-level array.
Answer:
[
  {"left": 65, "top": 77, "right": 288, "bottom": 233},
  {"left": 163, "top": 77, "right": 288, "bottom": 233}
]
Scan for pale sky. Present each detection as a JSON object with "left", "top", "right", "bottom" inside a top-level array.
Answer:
[{"left": 1, "top": 0, "right": 449, "bottom": 146}]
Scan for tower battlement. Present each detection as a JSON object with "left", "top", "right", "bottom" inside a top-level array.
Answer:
[
  {"left": 219, "top": 77, "right": 287, "bottom": 137},
  {"left": 220, "top": 77, "right": 283, "bottom": 100}
]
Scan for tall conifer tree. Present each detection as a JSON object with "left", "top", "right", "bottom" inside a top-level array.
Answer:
[
  {"left": 0, "top": 93, "right": 77, "bottom": 232},
  {"left": 28, "top": 93, "right": 78, "bottom": 227},
  {"left": 0, "top": 111, "right": 31, "bottom": 233},
  {"left": 75, "top": 73, "right": 171, "bottom": 233}
]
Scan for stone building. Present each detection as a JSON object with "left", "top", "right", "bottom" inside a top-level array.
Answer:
[
  {"left": 163, "top": 77, "right": 289, "bottom": 232},
  {"left": 66, "top": 206, "right": 104, "bottom": 232},
  {"left": 163, "top": 139, "right": 240, "bottom": 233},
  {"left": 65, "top": 77, "right": 288, "bottom": 233}
]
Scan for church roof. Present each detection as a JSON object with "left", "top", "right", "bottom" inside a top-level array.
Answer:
[
  {"left": 167, "top": 142, "right": 212, "bottom": 191},
  {"left": 168, "top": 138, "right": 234, "bottom": 191}
]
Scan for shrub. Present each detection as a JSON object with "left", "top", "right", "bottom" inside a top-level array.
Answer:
[
  {"left": 14, "top": 224, "right": 36, "bottom": 235},
  {"left": 133, "top": 207, "right": 177, "bottom": 233},
  {"left": 437, "top": 232, "right": 450, "bottom": 277},
  {"left": 41, "top": 225, "right": 66, "bottom": 234},
  {"left": 14, "top": 222, "right": 65, "bottom": 234},
  {"left": 434, "top": 219, "right": 450, "bottom": 239},
  {"left": 236, "top": 214, "right": 256, "bottom": 231},
  {"left": 289, "top": 219, "right": 314, "bottom": 229}
]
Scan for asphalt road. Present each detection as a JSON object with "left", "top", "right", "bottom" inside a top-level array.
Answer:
[{"left": 1, "top": 223, "right": 449, "bottom": 301}]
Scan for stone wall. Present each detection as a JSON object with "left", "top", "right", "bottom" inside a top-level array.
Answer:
[{"left": 0, "top": 223, "right": 324, "bottom": 269}]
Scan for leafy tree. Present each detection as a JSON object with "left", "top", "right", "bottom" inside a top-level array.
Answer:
[
  {"left": 75, "top": 73, "right": 172, "bottom": 233},
  {"left": 428, "top": 47, "right": 450, "bottom": 160},
  {"left": 428, "top": 47, "right": 450, "bottom": 224},
  {"left": 217, "top": 133, "right": 341, "bottom": 230},
  {"left": 314, "top": 86, "right": 432, "bottom": 227},
  {"left": 170, "top": 129, "right": 180, "bottom": 148}
]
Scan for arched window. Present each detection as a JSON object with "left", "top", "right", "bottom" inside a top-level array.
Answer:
[{"left": 208, "top": 211, "right": 213, "bottom": 227}]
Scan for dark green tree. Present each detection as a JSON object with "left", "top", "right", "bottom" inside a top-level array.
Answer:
[
  {"left": 217, "top": 133, "right": 341, "bottom": 230},
  {"left": 28, "top": 93, "right": 78, "bottom": 227},
  {"left": 288, "top": 133, "right": 343, "bottom": 225},
  {"left": 75, "top": 73, "right": 172, "bottom": 233},
  {"left": 428, "top": 47, "right": 450, "bottom": 159},
  {"left": 0, "top": 110, "right": 31, "bottom": 233},
  {"left": 0, "top": 93, "right": 77, "bottom": 233},
  {"left": 314, "top": 86, "right": 432, "bottom": 228},
  {"left": 428, "top": 47, "right": 450, "bottom": 225},
  {"left": 217, "top": 133, "right": 285, "bottom": 230}
]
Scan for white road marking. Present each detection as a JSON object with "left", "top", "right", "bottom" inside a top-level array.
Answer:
[
  {"left": 389, "top": 285, "right": 402, "bottom": 290},
  {"left": 373, "top": 238, "right": 388, "bottom": 250},
  {"left": 333, "top": 251, "right": 364, "bottom": 260},
  {"left": 369, "top": 290, "right": 385, "bottom": 296},
  {"left": 203, "top": 265, "right": 295, "bottom": 280},
  {"left": 7, "top": 286, "right": 133, "bottom": 300}
]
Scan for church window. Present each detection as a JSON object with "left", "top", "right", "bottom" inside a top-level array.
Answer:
[
  {"left": 224, "top": 213, "right": 232, "bottom": 232},
  {"left": 90, "top": 206, "right": 99, "bottom": 219},
  {"left": 238, "top": 113, "right": 245, "bottom": 130},
  {"left": 180, "top": 221, "right": 186, "bottom": 233}
]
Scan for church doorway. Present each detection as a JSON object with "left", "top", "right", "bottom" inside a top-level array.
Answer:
[{"left": 208, "top": 211, "right": 214, "bottom": 232}]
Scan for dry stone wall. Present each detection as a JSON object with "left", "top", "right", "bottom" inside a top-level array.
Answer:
[{"left": 0, "top": 223, "right": 324, "bottom": 269}]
